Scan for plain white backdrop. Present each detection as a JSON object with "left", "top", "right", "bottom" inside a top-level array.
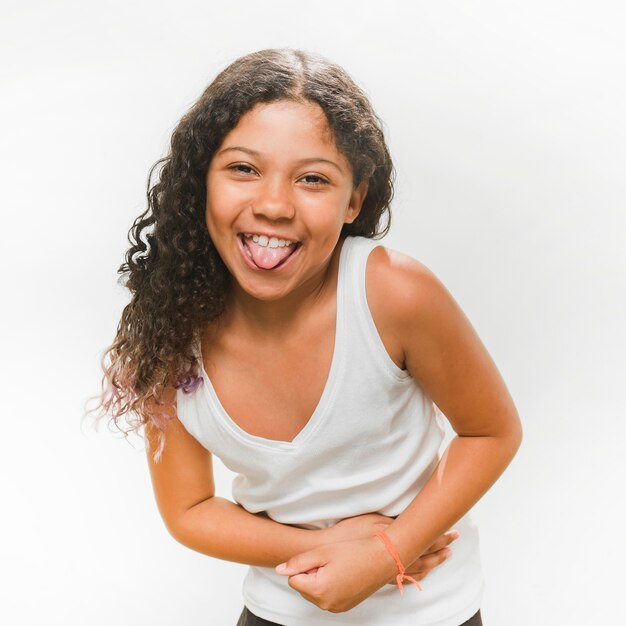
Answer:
[{"left": 1, "top": 1, "right": 624, "bottom": 624}]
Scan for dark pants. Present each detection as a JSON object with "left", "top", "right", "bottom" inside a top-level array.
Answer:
[{"left": 236, "top": 605, "right": 483, "bottom": 626}]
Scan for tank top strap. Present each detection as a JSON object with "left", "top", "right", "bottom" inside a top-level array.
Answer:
[
  {"left": 343, "top": 236, "right": 411, "bottom": 381},
  {"left": 343, "top": 235, "right": 380, "bottom": 312}
]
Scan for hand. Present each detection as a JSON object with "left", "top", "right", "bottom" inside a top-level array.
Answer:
[
  {"left": 388, "top": 529, "right": 459, "bottom": 586},
  {"left": 275, "top": 536, "right": 399, "bottom": 613},
  {"left": 325, "top": 513, "right": 460, "bottom": 585},
  {"left": 326, "top": 512, "right": 396, "bottom": 543}
]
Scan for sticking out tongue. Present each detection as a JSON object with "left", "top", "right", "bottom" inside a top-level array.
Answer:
[{"left": 243, "top": 237, "right": 296, "bottom": 270}]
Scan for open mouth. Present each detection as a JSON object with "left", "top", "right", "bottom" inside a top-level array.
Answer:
[{"left": 238, "top": 233, "right": 302, "bottom": 270}]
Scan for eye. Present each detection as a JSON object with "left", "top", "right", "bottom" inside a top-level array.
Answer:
[
  {"left": 301, "top": 174, "right": 329, "bottom": 186},
  {"left": 228, "top": 163, "right": 256, "bottom": 175}
]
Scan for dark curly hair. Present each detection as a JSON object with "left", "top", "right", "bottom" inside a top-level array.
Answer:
[{"left": 84, "top": 47, "right": 395, "bottom": 462}]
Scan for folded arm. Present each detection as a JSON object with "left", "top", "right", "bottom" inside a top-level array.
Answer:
[
  {"left": 380, "top": 250, "right": 523, "bottom": 565},
  {"left": 144, "top": 393, "right": 457, "bottom": 576},
  {"left": 144, "top": 408, "right": 328, "bottom": 568},
  {"left": 274, "top": 248, "right": 523, "bottom": 612}
]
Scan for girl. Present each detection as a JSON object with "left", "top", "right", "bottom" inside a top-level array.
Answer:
[{"left": 89, "top": 48, "right": 522, "bottom": 626}]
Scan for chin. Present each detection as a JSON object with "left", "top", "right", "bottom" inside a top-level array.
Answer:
[{"left": 234, "top": 279, "right": 290, "bottom": 302}]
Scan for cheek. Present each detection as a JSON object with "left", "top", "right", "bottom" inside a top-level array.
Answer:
[
  {"left": 204, "top": 203, "right": 228, "bottom": 246},
  {"left": 205, "top": 190, "right": 234, "bottom": 227},
  {"left": 314, "top": 200, "right": 352, "bottom": 232},
  {"left": 301, "top": 189, "right": 351, "bottom": 220},
  {"left": 206, "top": 180, "right": 246, "bottom": 219}
]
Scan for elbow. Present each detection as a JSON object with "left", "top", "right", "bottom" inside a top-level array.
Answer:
[
  {"left": 167, "top": 517, "right": 203, "bottom": 551},
  {"left": 159, "top": 506, "right": 195, "bottom": 546},
  {"left": 166, "top": 496, "right": 217, "bottom": 549},
  {"left": 505, "top": 419, "right": 523, "bottom": 458},
  {"left": 500, "top": 406, "right": 523, "bottom": 451},
  {"left": 163, "top": 515, "right": 189, "bottom": 545},
  {"left": 513, "top": 414, "right": 524, "bottom": 446}
]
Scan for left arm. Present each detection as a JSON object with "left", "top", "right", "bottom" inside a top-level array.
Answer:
[
  {"left": 381, "top": 251, "right": 523, "bottom": 567},
  {"left": 276, "top": 249, "right": 523, "bottom": 612}
]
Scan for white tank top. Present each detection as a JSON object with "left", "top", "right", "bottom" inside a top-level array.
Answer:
[{"left": 177, "top": 235, "right": 484, "bottom": 626}]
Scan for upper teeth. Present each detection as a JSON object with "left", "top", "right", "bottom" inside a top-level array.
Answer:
[{"left": 243, "top": 233, "right": 295, "bottom": 248}]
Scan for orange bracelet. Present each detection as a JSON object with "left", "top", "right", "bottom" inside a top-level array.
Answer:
[{"left": 374, "top": 530, "right": 423, "bottom": 595}]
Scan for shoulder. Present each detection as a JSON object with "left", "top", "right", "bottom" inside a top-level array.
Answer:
[
  {"left": 365, "top": 242, "right": 439, "bottom": 293},
  {"left": 363, "top": 242, "right": 451, "bottom": 371},
  {"left": 365, "top": 243, "right": 452, "bottom": 328},
  {"left": 365, "top": 240, "right": 523, "bottom": 440}
]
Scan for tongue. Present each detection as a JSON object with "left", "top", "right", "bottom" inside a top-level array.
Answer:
[{"left": 244, "top": 238, "right": 295, "bottom": 270}]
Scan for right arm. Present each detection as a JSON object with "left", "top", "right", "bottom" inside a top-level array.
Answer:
[{"left": 144, "top": 388, "right": 331, "bottom": 568}]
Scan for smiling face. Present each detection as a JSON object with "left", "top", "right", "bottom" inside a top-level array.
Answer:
[{"left": 205, "top": 99, "right": 368, "bottom": 303}]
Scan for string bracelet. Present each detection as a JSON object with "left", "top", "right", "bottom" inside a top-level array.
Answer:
[{"left": 374, "top": 530, "right": 423, "bottom": 595}]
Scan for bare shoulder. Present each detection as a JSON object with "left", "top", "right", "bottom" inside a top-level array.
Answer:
[
  {"left": 367, "top": 243, "right": 464, "bottom": 321},
  {"left": 367, "top": 243, "right": 522, "bottom": 439},
  {"left": 365, "top": 243, "right": 445, "bottom": 370},
  {"left": 366, "top": 244, "right": 439, "bottom": 294}
]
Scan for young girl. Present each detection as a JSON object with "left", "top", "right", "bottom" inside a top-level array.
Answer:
[{"left": 90, "top": 48, "right": 522, "bottom": 626}]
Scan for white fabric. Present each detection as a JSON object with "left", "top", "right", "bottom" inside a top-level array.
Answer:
[{"left": 177, "top": 235, "right": 484, "bottom": 626}]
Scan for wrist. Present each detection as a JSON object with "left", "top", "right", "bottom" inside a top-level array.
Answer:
[
  {"left": 322, "top": 523, "right": 343, "bottom": 547},
  {"left": 368, "top": 534, "right": 401, "bottom": 586},
  {"left": 373, "top": 530, "right": 424, "bottom": 593},
  {"left": 311, "top": 525, "right": 335, "bottom": 549},
  {"left": 381, "top": 524, "right": 420, "bottom": 567}
]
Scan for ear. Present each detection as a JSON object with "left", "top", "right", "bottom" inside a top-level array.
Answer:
[{"left": 344, "top": 179, "right": 369, "bottom": 225}]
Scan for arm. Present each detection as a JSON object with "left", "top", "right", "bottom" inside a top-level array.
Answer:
[
  {"left": 173, "top": 496, "right": 328, "bottom": 567},
  {"left": 381, "top": 252, "right": 523, "bottom": 566},
  {"left": 145, "top": 387, "right": 456, "bottom": 574},
  {"left": 275, "top": 248, "right": 523, "bottom": 611},
  {"left": 144, "top": 399, "right": 328, "bottom": 568},
  {"left": 384, "top": 434, "right": 520, "bottom": 567}
]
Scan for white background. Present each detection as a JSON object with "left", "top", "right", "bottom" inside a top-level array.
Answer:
[{"left": 1, "top": 1, "right": 624, "bottom": 624}]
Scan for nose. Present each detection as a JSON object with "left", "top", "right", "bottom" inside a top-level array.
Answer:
[{"left": 251, "top": 176, "right": 295, "bottom": 221}]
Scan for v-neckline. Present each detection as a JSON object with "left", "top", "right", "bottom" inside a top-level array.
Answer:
[{"left": 195, "top": 236, "right": 351, "bottom": 450}]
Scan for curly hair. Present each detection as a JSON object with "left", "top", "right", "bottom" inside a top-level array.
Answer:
[{"left": 84, "top": 47, "right": 396, "bottom": 463}]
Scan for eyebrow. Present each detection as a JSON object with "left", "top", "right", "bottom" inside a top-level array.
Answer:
[{"left": 216, "top": 146, "right": 344, "bottom": 174}]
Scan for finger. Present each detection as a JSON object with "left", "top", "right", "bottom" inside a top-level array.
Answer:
[
  {"left": 423, "top": 530, "right": 460, "bottom": 555},
  {"left": 407, "top": 548, "right": 452, "bottom": 575},
  {"left": 276, "top": 550, "right": 328, "bottom": 577},
  {"left": 295, "top": 586, "right": 331, "bottom": 612},
  {"left": 287, "top": 567, "right": 321, "bottom": 594}
]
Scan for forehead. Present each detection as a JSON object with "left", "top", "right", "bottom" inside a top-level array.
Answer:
[{"left": 224, "top": 100, "right": 337, "bottom": 151}]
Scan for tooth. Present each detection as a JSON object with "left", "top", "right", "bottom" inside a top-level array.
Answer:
[
  {"left": 258, "top": 235, "right": 269, "bottom": 246},
  {"left": 253, "top": 234, "right": 260, "bottom": 243},
  {"left": 278, "top": 239, "right": 286, "bottom": 247},
  {"left": 269, "top": 237, "right": 279, "bottom": 248}
]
